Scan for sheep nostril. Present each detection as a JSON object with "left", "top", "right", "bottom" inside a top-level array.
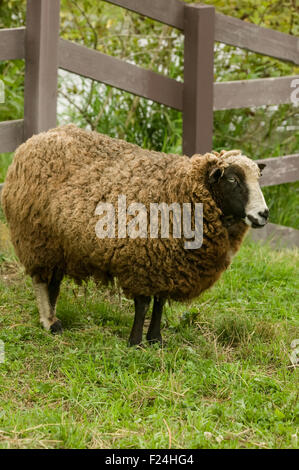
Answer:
[{"left": 259, "top": 209, "right": 269, "bottom": 220}]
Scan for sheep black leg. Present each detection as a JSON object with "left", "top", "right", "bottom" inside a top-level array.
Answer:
[
  {"left": 48, "top": 267, "right": 64, "bottom": 333},
  {"left": 129, "top": 295, "right": 151, "bottom": 346},
  {"left": 146, "top": 296, "right": 165, "bottom": 345}
]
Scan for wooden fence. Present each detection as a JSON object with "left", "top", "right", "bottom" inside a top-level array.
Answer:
[{"left": 0, "top": 0, "right": 298, "bottom": 247}]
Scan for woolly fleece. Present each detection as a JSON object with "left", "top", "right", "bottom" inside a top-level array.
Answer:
[{"left": 2, "top": 124, "right": 249, "bottom": 300}]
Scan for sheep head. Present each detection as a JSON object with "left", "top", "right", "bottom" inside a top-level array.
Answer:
[{"left": 190, "top": 151, "right": 269, "bottom": 229}]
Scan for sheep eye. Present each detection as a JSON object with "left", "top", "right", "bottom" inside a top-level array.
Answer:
[{"left": 227, "top": 177, "right": 236, "bottom": 183}]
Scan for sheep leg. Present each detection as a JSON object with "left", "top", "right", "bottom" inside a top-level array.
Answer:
[
  {"left": 129, "top": 295, "right": 151, "bottom": 346},
  {"left": 146, "top": 296, "right": 165, "bottom": 344},
  {"left": 48, "top": 268, "right": 64, "bottom": 333},
  {"left": 32, "top": 273, "right": 62, "bottom": 334}
]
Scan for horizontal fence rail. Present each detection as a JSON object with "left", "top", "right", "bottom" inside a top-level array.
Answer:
[
  {"left": 258, "top": 154, "right": 299, "bottom": 187},
  {"left": 59, "top": 41, "right": 299, "bottom": 112},
  {"left": 0, "top": 120, "right": 24, "bottom": 153},
  {"left": 249, "top": 223, "right": 299, "bottom": 248},
  {"left": 214, "top": 13, "right": 299, "bottom": 65},
  {"left": 105, "top": 0, "right": 299, "bottom": 64},
  {"left": 0, "top": 27, "right": 25, "bottom": 60},
  {"left": 104, "top": 0, "right": 185, "bottom": 30},
  {"left": 214, "top": 76, "right": 299, "bottom": 110},
  {"left": 59, "top": 39, "right": 183, "bottom": 109}
]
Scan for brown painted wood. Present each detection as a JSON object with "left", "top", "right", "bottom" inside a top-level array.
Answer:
[
  {"left": 0, "top": 120, "right": 24, "bottom": 153},
  {"left": 23, "top": 0, "right": 60, "bottom": 140},
  {"left": 104, "top": 0, "right": 184, "bottom": 30},
  {"left": 0, "top": 28, "right": 25, "bottom": 60},
  {"left": 59, "top": 39, "right": 183, "bottom": 110},
  {"left": 215, "top": 13, "right": 299, "bottom": 65},
  {"left": 258, "top": 154, "right": 299, "bottom": 187},
  {"left": 214, "top": 75, "right": 299, "bottom": 110},
  {"left": 248, "top": 223, "right": 299, "bottom": 249},
  {"left": 183, "top": 4, "right": 214, "bottom": 156}
]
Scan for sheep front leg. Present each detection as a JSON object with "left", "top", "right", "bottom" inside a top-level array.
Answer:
[
  {"left": 129, "top": 295, "right": 151, "bottom": 346},
  {"left": 32, "top": 274, "right": 62, "bottom": 333},
  {"left": 48, "top": 268, "right": 64, "bottom": 316},
  {"left": 146, "top": 296, "right": 165, "bottom": 345}
]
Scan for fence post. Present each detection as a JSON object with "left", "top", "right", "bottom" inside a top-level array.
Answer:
[
  {"left": 183, "top": 4, "right": 215, "bottom": 156},
  {"left": 24, "top": 0, "right": 60, "bottom": 140}
]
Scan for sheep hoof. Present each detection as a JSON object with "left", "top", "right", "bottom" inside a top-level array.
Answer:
[
  {"left": 146, "top": 334, "right": 163, "bottom": 346},
  {"left": 128, "top": 338, "right": 145, "bottom": 348},
  {"left": 50, "top": 319, "right": 63, "bottom": 334}
]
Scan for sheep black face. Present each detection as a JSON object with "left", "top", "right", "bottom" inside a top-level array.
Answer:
[{"left": 209, "top": 158, "right": 269, "bottom": 229}]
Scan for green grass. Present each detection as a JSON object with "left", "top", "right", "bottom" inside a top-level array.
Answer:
[{"left": 0, "top": 240, "right": 298, "bottom": 449}]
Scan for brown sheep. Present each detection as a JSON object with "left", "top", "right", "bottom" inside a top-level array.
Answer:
[{"left": 1, "top": 124, "right": 269, "bottom": 345}]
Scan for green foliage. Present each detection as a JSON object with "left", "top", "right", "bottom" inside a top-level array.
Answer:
[
  {"left": 0, "top": 60, "right": 24, "bottom": 121},
  {"left": 263, "top": 182, "right": 299, "bottom": 230},
  {"left": 0, "top": 153, "right": 13, "bottom": 182},
  {"left": 203, "top": 0, "right": 298, "bottom": 35},
  {"left": 0, "top": 0, "right": 26, "bottom": 28}
]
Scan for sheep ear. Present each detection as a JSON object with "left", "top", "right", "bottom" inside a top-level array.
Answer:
[
  {"left": 209, "top": 167, "right": 224, "bottom": 183},
  {"left": 258, "top": 163, "right": 266, "bottom": 171}
]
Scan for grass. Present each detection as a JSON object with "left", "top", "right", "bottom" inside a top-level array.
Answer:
[{"left": 0, "top": 236, "right": 298, "bottom": 449}]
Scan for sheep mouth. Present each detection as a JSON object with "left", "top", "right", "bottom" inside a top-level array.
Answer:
[
  {"left": 251, "top": 221, "right": 267, "bottom": 229},
  {"left": 245, "top": 214, "right": 268, "bottom": 229}
]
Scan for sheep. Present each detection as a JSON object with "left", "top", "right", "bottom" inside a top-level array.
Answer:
[{"left": 1, "top": 124, "right": 269, "bottom": 345}]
